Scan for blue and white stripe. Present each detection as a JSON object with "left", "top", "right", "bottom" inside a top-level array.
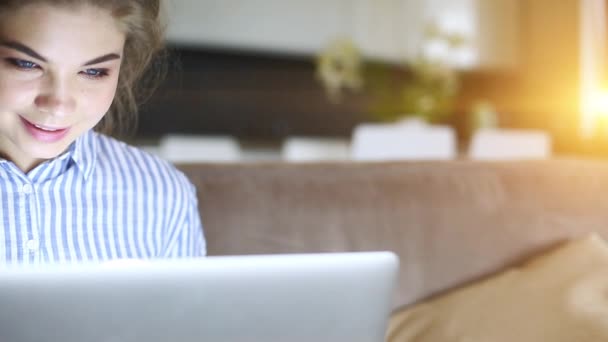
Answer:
[{"left": 0, "top": 131, "right": 206, "bottom": 265}]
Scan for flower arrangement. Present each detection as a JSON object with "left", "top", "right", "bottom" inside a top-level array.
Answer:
[
  {"left": 315, "top": 38, "right": 364, "bottom": 103},
  {"left": 316, "top": 22, "right": 468, "bottom": 123}
]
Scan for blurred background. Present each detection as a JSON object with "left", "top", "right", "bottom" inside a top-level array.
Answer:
[{"left": 132, "top": 0, "right": 608, "bottom": 162}]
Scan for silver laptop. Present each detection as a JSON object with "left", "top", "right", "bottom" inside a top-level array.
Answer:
[{"left": 0, "top": 251, "right": 398, "bottom": 342}]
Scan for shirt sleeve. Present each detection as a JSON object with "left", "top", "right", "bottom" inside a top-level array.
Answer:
[{"left": 162, "top": 181, "right": 207, "bottom": 258}]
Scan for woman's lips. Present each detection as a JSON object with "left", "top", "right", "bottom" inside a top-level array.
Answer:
[{"left": 20, "top": 117, "right": 70, "bottom": 143}]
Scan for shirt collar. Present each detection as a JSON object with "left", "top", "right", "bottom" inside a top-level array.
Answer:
[
  {"left": 0, "top": 130, "right": 97, "bottom": 182},
  {"left": 70, "top": 130, "right": 98, "bottom": 181}
]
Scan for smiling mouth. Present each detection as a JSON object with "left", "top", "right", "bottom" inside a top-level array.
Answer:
[
  {"left": 20, "top": 116, "right": 70, "bottom": 142},
  {"left": 21, "top": 117, "right": 68, "bottom": 131},
  {"left": 32, "top": 123, "right": 63, "bottom": 132}
]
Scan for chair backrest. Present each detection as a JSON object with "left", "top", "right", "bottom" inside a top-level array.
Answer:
[
  {"left": 468, "top": 129, "right": 551, "bottom": 160},
  {"left": 281, "top": 137, "right": 350, "bottom": 162},
  {"left": 158, "top": 135, "right": 241, "bottom": 163},
  {"left": 351, "top": 122, "right": 456, "bottom": 161}
]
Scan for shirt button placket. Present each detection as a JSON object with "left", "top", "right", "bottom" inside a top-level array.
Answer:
[
  {"left": 22, "top": 183, "right": 33, "bottom": 195},
  {"left": 25, "top": 239, "right": 40, "bottom": 253},
  {"left": 21, "top": 182, "right": 41, "bottom": 263}
]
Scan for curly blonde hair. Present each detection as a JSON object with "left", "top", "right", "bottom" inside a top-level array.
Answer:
[{"left": 0, "top": 0, "right": 167, "bottom": 136}]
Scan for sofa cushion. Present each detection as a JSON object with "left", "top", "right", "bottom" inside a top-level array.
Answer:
[
  {"left": 180, "top": 160, "right": 608, "bottom": 310},
  {"left": 387, "top": 234, "right": 608, "bottom": 342}
]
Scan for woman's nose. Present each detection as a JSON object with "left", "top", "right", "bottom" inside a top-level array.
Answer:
[{"left": 35, "top": 76, "right": 76, "bottom": 117}]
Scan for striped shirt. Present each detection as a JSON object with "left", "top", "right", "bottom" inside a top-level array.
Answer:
[{"left": 0, "top": 131, "right": 206, "bottom": 265}]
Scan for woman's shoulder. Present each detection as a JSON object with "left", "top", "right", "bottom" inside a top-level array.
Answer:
[{"left": 92, "top": 133, "right": 195, "bottom": 193}]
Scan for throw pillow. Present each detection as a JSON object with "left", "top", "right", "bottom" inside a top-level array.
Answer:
[{"left": 387, "top": 234, "right": 608, "bottom": 342}]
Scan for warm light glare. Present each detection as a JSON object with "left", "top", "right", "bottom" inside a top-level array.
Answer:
[{"left": 588, "top": 89, "right": 608, "bottom": 119}]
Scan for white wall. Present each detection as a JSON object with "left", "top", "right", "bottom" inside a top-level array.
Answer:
[
  {"left": 165, "top": 0, "right": 352, "bottom": 54},
  {"left": 164, "top": 0, "right": 519, "bottom": 69}
]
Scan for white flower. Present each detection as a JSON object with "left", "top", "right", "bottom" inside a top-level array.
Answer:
[{"left": 315, "top": 38, "right": 363, "bottom": 103}]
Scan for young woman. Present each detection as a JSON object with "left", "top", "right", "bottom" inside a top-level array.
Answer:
[{"left": 0, "top": 0, "right": 206, "bottom": 264}]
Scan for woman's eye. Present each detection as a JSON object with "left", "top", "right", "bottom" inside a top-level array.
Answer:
[
  {"left": 6, "top": 58, "right": 39, "bottom": 70},
  {"left": 80, "top": 68, "right": 109, "bottom": 79}
]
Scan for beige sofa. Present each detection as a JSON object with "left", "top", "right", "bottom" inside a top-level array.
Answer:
[{"left": 178, "top": 159, "right": 608, "bottom": 329}]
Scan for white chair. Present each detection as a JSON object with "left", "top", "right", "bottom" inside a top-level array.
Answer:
[
  {"left": 351, "top": 122, "right": 457, "bottom": 161},
  {"left": 468, "top": 128, "right": 551, "bottom": 160},
  {"left": 158, "top": 134, "right": 241, "bottom": 163},
  {"left": 281, "top": 137, "right": 350, "bottom": 162}
]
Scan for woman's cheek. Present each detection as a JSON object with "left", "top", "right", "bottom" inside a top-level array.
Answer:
[
  {"left": 0, "top": 80, "right": 35, "bottom": 110},
  {"left": 82, "top": 84, "right": 117, "bottom": 118}
]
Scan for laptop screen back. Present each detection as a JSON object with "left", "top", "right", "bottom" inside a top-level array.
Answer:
[{"left": 0, "top": 251, "right": 398, "bottom": 342}]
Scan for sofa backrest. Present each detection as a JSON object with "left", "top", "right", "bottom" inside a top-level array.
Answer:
[{"left": 178, "top": 159, "right": 608, "bottom": 310}]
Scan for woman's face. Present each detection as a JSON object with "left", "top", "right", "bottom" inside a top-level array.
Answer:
[{"left": 0, "top": 4, "right": 125, "bottom": 172}]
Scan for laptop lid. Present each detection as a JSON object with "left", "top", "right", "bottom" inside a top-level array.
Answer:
[{"left": 0, "top": 251, "right": 399, "bottom": 342}]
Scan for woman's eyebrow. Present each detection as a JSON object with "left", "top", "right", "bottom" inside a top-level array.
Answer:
[
  {"left": 0, "top": 40, "right": 120, "bottom": 66},
  {"left": 83, "top": 53, "right": 121, "bottom": 66},
  {"left": 0, "top": 40, "right": 47, "bottom": 62}
]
